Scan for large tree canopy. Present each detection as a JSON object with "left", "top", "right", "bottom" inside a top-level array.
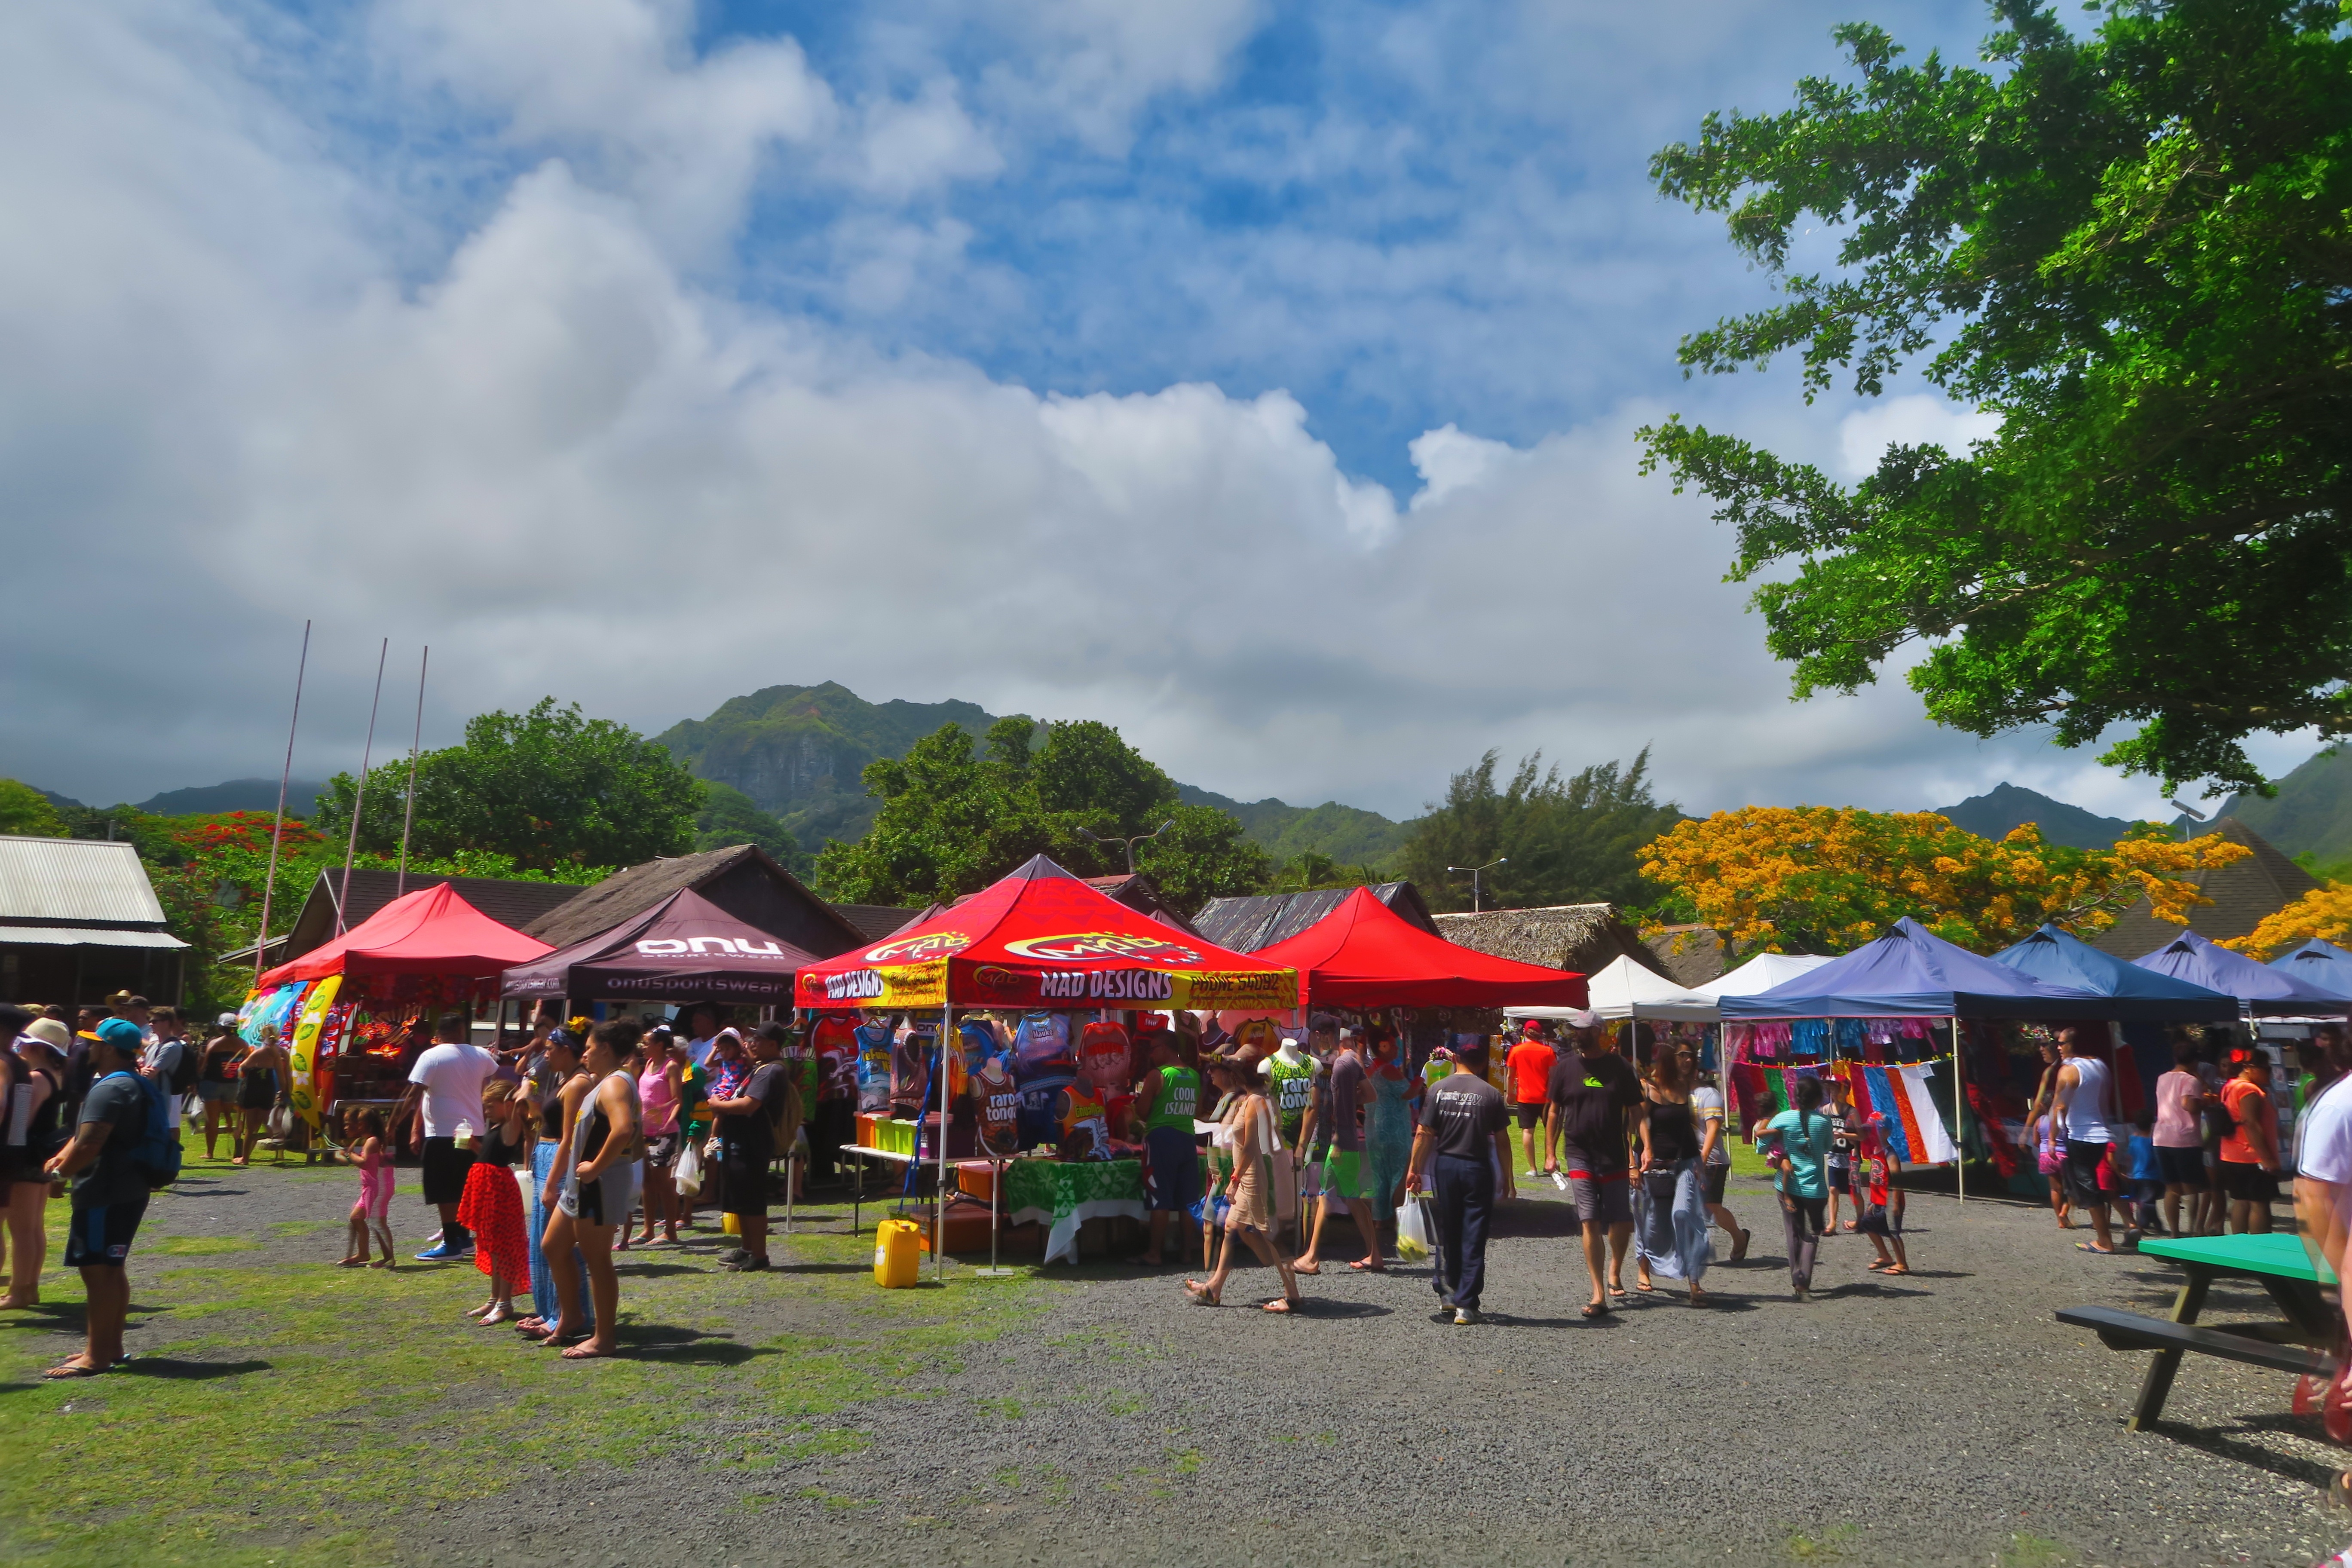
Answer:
[
  {"left": 1398, "top": 749, "right": 1685, "bottom": 913},
  {"left": 315, "top": 698, "right": 703, "bottom": 871},
  {"left": 815, "top": 718, "right": 1269, "bottom": 912},
  {"left": 1641, "top": 0, "right": 2352, "bottom": 796}
]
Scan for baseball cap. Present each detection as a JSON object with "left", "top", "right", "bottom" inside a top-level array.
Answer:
[
  {"left": 217, "top": 1012, "right": 241, "bottom": 1027},
  {"left": 96, "top": 1017, "right": 145, "bottom": 1053},
  {"left": 24, "top": 1018, "right": 71, "bottom": 1050}
]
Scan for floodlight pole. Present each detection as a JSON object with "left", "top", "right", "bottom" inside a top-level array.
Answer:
[
  {"left": 337, "top": 639, "right": 389, "bottom": 935},
  {"left": 253, "top": 620, "right": 312, "bottom": 989},
  {"left": 1447, "top": 858, "right": 1507, "bottom": 913},
  {"left": 1078, "top": 820, "right": 1176, "bottom": 876},
  {"left": 396, "top": 646, "right": 428, "bottom": 895}
]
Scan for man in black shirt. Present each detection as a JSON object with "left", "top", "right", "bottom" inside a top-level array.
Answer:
[
  {"left": 1406, "top": 1042, "right": 1515, "bottom": 1324},
  {"left": 1548, "top": 1026, "right": 1643, "bottom": 1317},
  {"left": 706, "top": 1023, "right": 794, "bottom": 1273}
]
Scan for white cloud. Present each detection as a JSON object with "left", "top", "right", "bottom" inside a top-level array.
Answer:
[
  {"left": 1836, "top": 393, "right": 2001, "bottom": 481},
  {"left": 1407, "top": 423, "right": 1525, "bottom": 511},
  {"left": 973, "top": 0, "right": 1268, "bottom": 150}
]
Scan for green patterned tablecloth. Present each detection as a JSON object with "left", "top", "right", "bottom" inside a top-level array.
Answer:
[{"left": 1003, "top": 1158, "right": 1145, "bottom": 1264}]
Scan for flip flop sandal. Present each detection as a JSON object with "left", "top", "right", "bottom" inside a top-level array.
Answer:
[
  {"left": 1347, "top": 1260, "right": 1387, "bottom": 1272},
  {"left": 1731, "top": 1229, "right": 1751, "bottom": 1262},
  {"left": 1290, "top": 1262, "right": 1322, "bottom": 1276},
  {"left": 560, "top": 1343, "right": 614, "bottom": 1360},
  {"left": 42, "top": 1360, "right": 107, "bottom": 1380},
  {"left": 2075, "top": 1242, "right": 2119, "bottom": 1255},
  {"left": 1580, "top": 1302, "right": 1610, "bottom": 1319},
  {"left": 1261, "top": 1298, "right": 1298, "bottom": 1314}
]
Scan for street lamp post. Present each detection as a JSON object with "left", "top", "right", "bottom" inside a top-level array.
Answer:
[
  {"left": 1078, "top": 820, "right": 1177, "bottom": 876},
  {"left": 2168, "top": 798, "right": 2207, "bottom": 843},
  {"left": 1446, "top": 857, "right": 1507, "bottom": 913}
]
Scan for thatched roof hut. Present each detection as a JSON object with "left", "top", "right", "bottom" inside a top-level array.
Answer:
[
  {"left": 1432, "top": 903, "right": 1669, "bottom": 980},
  {"left": 1642, "top": 923, "right": 1727, "bottom": 988}
]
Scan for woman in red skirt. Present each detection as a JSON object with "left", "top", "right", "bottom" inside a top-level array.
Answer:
[{"left": 456, "top": 1083, "right": 532, "bottom": 1326}]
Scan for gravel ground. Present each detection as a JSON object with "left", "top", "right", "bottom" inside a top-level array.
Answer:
[{"left": 30, "top": 1159, "right": 2352, "bottom": 1568}]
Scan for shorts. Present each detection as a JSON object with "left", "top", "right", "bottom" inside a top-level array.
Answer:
[
  {"left": 644, "top": 1133, "right": 678, "bottom": 1170},
  {"left": 2063, "top": 1140, "right": 2112, "bottom": 1209},
  {"left": 2156, "top": 1146, "right": 2205, "bottom": 1186},
  {"left": 2220, "top": 1161, "right": 2278, "bottom": 1204},
  {"left": 421, "top": 1137, "right": 476, "bottom": 1207},
  {"left": 1703, "top": 1163, "right": 1729, "bottom": 1205},
  {"left": 196, "top": 1080, "right": 235, "bottom": 1103},
  {"left": 237, "top": 1074, "right": 275, "bottom": 1111},
  {"left": 720, "top": 1138, "right": 772, "bottom": 1218},
  {"left": 1565, "top": 1164, "right": 1632, "bottom": 1227},
  {"left": 1512, "top": 1101, "right": 1545, "bottom": 1130},
  {"left": 65, "top": 1196, "right": 148, "bottom": 1268},
  {"left": 1855, "top": 1203, "right": 1890, "bottom": 1237},
  {"left": 1323, "top": 1148, "right": 1372, "bottom": 1204},
  {"left": 1145, "top": 1126, "right": 1199, "bottom": 1215}
]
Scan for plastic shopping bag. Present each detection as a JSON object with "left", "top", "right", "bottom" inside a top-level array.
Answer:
[
  {"left": 1396, "top": 1194, "right": 1433, "bottom": 1262},
  {"left": 672, "top": 1137, "right": 704, "bottom": 1198}
]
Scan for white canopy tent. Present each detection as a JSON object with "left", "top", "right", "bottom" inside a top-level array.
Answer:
[
  {"left": 1691, "top": 950, "right": 1834, "bottom": 1001},
  {"left": 1507, "top": 954, "right": 1718, "bottom": 1022}
]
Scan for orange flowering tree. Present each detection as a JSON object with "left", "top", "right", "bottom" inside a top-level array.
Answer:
[
  {"left": 2219, "top": 885, "right": 2352, "bottom": 958},
  {"left": 1639, "top": 806, "right": 2249, "bottom": 956}
]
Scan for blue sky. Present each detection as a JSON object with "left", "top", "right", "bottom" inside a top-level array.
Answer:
[{"left": 8, "top": 0, "right": 2299, "bottom": 822}]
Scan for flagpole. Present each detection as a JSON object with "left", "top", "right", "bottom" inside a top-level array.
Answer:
[
  {"left": 253, "top": 620, "right": 310, "bottom": 990},
  {"left": 396, "top": 646, "right": 428, "bottom": 896},
  {"left": 336, "top": 639, "right": 389, "bottom": 935}
]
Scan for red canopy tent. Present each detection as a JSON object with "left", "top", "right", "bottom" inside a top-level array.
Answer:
[
  {"left": 257, "top": 882, "right": 553, "bottom": 987},
  {"left": 1255, "top": 885, "right": 1589, "bottom": 1008},
  {"left": 793, "top": 854, "right": 1296, "bottom": 1013}
]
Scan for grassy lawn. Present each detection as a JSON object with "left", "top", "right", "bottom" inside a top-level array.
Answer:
[{"left": 0, "top": 1126, "right": 1063, "bottom": 1567}]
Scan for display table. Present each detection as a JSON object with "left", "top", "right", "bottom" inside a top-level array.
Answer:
[{"left": 1004, "top": 1158, "right": 1146, "bottom": 1265}]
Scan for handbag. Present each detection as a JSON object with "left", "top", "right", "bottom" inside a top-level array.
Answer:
[{"left": 672, "top": 1136, "right": 704, "bottom": 1198}]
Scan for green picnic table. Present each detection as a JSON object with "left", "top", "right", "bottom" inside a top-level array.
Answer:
[{"left": 2059, "top": 1233, "right": 2340, "bottom": 1430}]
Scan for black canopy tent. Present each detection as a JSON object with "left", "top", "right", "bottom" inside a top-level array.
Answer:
[{"left": 500, "top": 886, "right": 821, "bottom": 1005}]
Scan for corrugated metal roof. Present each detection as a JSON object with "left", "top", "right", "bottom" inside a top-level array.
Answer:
[
  {"left": 1193, "top": 882, "right": 1436, "bottom": 953},
  {"left": 0, "top": 835, "right": 169, "bottom": 925},
  {"left": 0, "top": 924, "right": 186, "bottom": 949}
]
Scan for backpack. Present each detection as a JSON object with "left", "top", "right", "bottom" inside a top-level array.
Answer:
[
  {"left": 105, "top": 1071, "right": 182, "bottom": 1190},
  {"left": 158, "top": 1040, "right": 201, "bottom": 1096}
]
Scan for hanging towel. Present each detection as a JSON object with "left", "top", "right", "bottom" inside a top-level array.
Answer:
[{"left": 1859, "top": 1063, "right": 1958, "bottom": 1165}]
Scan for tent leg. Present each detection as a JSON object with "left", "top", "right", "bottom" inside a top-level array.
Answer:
[
  {"left": 926, "top": 1006, "right": 945, "bottom": 1279},
  {"left": 1952, "top": 1016, "right": 1965, "bottom": 1204}
]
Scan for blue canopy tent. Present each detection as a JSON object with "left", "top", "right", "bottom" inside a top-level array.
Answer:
[
  {"left": 1991, "top": 926, "right": 2239, "bottom": 1024},
  {"left": 1720, "top": 918, "right": 2125, "bottom": 1199},
  {"left": 2134, "top": 930, "right": 2352, "bottom": 1018},
  {"left": 2269, "top": 939, "right": 2352, "bottom": 1002}
]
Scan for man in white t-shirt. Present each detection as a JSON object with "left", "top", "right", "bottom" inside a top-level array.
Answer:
[
  {"left": 396, "top": 1011, "right": 496, "bottom": 1262},
  {"left": 138, "top": 1007, "right": 192, "bottom": 1132}
]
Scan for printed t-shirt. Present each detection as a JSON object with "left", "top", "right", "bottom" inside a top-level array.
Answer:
[
  {"left": 1506, "top": 1040, "right": 1556, "bottom": 1106},
  {"left": 74, "top": 1071, "right": 151, "bottom": 1207},
  {"left": 2220, "top": 1079, "right": 2274, "bottom": 1165},
  {"left": 808, "top": 1015, "right": 859, "bottom": 1103},
  {"left": 2153, "top": 1069, "right": 2204, "bottom": 1148},
  {"left": 1690, "top": 1084, "right": 1731, "bottom": 1167},
  {"left": 1825, "top": 1104, "right": 1856, "bottom": 1162},
  {"left": 972, "top": 1058, "right": 1021, "bottom": 1154},
  {"left": 2297, "top": 1074, "right": 2352, "bottom": 1183},
  {"left": 1764, "top": 1108, "right": 1834, "bottom": 1200},
  {"left": 407, "top": 1042, "right": 496, "bottom": 1139},
  {"left": 1266, "top": 1055, "right": 1316, "bottom": 1145},
  {"left": 1422, "top": 1072, "right": 1505, "bottom": 1161},
  {"left": 1547, "top": 1049, "right": 1642, "bottom": 1169},
  {"left": 1143, "top": 1064, "right": 1200, "bottom": 1133},
  {"left": 1327, "top": 1051, "right": 1366, "bottom": 1153}
]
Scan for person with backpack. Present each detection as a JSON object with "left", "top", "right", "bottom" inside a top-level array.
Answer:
[
  {"left": 140, "top": 1007, "right": 198, "bottom": 1135},
  {"left": 42, "top": 1017, "right": 175, "bottom": 1378},
  {"left": 704, "top": 1023, "right": 800, "bottom": 1274}
]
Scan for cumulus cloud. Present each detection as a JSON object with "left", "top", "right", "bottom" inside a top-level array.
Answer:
[
  {"left": 1836, "top": 393, "right": 2002, "bottom": 481},
  {"left": 4, "top": 0, "right": 2210, "bottom": 832}
]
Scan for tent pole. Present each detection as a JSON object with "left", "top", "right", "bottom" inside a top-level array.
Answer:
[
  {"left": 937, "top": 1001, "right": 951, "bottom": 1280},
  {"left": 1952, "top": 1015, "right": 1965, "bottom": 1204}
]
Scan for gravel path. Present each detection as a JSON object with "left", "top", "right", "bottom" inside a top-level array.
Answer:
[{"left": 35, "top": 1161, "right": 2352, "bottom": 1567}]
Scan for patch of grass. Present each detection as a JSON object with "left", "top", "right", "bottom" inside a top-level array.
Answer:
[
  {"left": 1103, "top": 1389, "right": 1145, "bottom": 1417},
  {"left": 796, "top": 1488, "right": 874, "bottom": 1512},
  {"left": 974, "top": 1395, "right": 1023, "bottom": 1419},
  {"left": 1170, "top": 1448, "right": 1205, "bottom": 1474},
  {"left": 1785, "top": 1524, "right": 1860, "bottom": 1559},
  {"left": 1997, "top": 1534, "right": 2075, "bottom": 1568},
  {"left": 0, "top": 1196, "right": 1057, "bottom": 1567}
]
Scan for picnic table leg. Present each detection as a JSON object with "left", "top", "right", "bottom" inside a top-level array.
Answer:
[{"left": 2130, "top": 1269, "right": 2211, "bottom": 1430}]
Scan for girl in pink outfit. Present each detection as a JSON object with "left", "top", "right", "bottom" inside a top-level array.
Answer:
[{"left": 337, "top": 1107, "right": 397, "bottom": 1269}]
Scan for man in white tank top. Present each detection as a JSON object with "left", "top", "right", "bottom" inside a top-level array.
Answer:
[{"left": 2055, "top": 1027, "right": 2119, "bottom": 1254}]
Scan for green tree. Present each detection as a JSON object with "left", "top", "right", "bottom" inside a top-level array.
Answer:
[
  {"left": 693, "top": 781, "right": 803, "bottom": 869},
  {"left": 0, "top": 779, "right": 68, "bottom": 837},
  {"left": 1399, "top": 749, "right": 1686, "bottom": 913},
  {"left": 815, "top": 719, "right": 1266, "bottom": 911},
  {"left": 1640, "top": 1, "right": 2352, "bottom": 797},
  {"left": 314, "top": 698, "right": 702, "bottom": 871},
  {"left": 1136, "top": 803, "right": 1273, "bottom": 913}
]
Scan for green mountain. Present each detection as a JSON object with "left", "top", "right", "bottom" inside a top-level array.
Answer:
[
  {"left": 1932, "top": 783, "right": 2138, "bottom": 851},
  {"left": 1176, "top": 783, "right": 1412, "bottom": 869},
  {"left": 2216, "top": 748, "right": 2352, "bottom": 870},
  {"left": 656, "top": 680, "right": 1413, "bottom": 869},
  {"left": 136, "top": 778, "right": 329, "bottom": 818}
]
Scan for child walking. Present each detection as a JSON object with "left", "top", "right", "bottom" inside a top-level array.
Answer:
[
  {"left": 337, "top": 1108, "right": 397, "bottom": 1268},
  {"left": 1854, "top": 1125, "right": 1909, "bottom": 1277}
]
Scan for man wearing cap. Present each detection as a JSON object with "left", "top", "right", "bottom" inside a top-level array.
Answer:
[
  {"left": 43, "top": 1018, "right": 154, "bottom": 1377},
  {"left": 139, "top": 1007, "right": 191, "bottom": 1134}
]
